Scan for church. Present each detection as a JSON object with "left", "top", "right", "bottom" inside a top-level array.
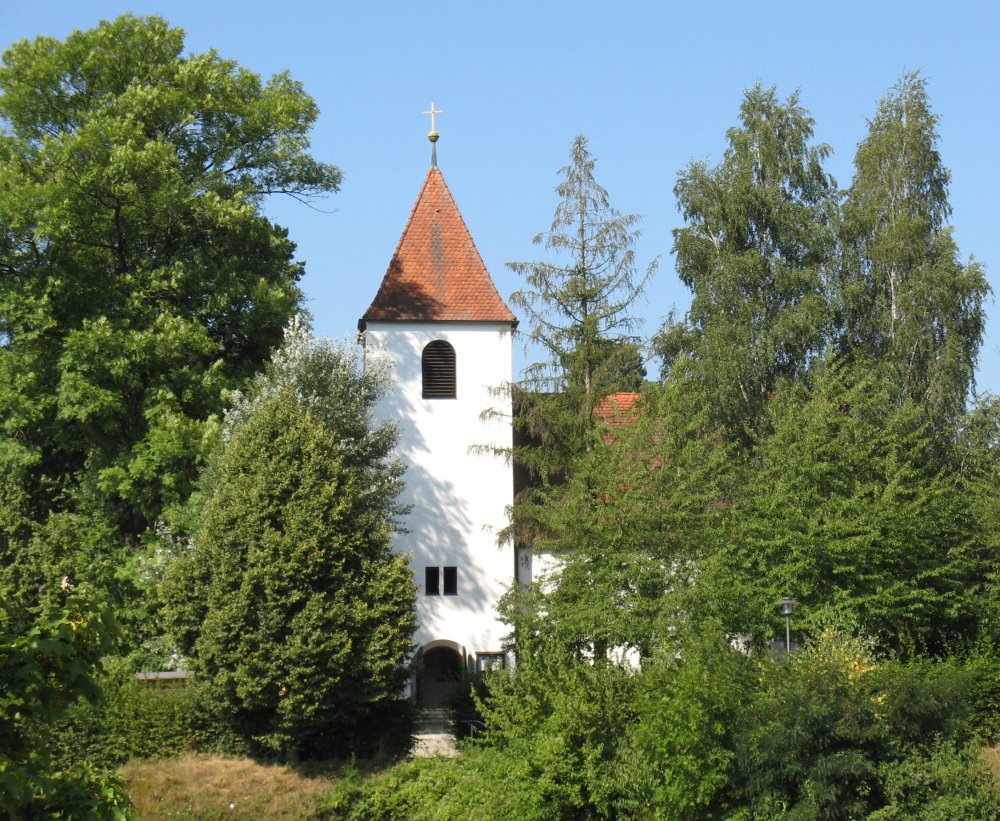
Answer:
[{"left": 358, "top": 121, "right": 519, "bottom": 707}]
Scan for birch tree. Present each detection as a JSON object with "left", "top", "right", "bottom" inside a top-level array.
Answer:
[
  {"left": 657, "top": 84, "right": 836, "bottom": 443},
  {"left": 837, "top": 72, "right": 988, "bottom": 428}
]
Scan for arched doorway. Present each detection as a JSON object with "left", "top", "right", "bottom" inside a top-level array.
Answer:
[{"left": 416, "top": 643, "right": 463, "bottom": 707}]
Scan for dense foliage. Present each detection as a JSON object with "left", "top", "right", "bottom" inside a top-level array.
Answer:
[
  {"left": 836, "top": 73, "right": 988, "bottom": 431},
  {"left": 657, "top": 83, "right": 837, "bottom": 444},
  {"left": 0, "top": 12, "right": 995, "bottom": 814},
  {"left": 0, "top": 14, "right": 340, "bottom": 641},
  {"left": 162, "top": 324, "right": 416, "bottom": 759},
  {"left": 485, "top": 73, "right": 999, "bottom": 819},
  {"left": 323, "top": 629, "right": 1000, "bottom": 819},
  {"left": 0, "top": 595, "right": 129, "bottom": 818},
  {"left": 0, "top": 14, "right": 341, "bottom": 808},
  {"left": 698, "top": 359, "right": 991, "bottom": 656}
]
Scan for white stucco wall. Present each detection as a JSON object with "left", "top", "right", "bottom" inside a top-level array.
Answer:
[{"left": 365, "top": 321, "right": 515, "bottom": 661}]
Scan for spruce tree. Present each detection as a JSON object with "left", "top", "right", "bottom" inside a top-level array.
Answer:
[{"left": 508, "top": 135, "right": 656, "bottom": 465}]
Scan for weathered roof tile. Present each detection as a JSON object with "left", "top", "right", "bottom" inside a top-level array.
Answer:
[{"left": 360, "top": 168, "right": 516, "bottom": 327}]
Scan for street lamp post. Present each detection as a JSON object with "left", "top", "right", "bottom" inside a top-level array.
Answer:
[{"left": 780, "top": 596, "right": 796, "bottom": 655}]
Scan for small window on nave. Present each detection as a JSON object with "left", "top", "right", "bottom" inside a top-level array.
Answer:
[{"left": 422, "top": 340, "right": 456, "bottom": 399}]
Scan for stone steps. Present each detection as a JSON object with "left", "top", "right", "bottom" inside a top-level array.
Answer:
[
  {"left": 412, "top": 732, "right": 458, "bottom": 757},
  {"left": 414, "top": 707, "right": 451, "bottom": 733},
  {"left": 412, "top": 707, "right": 457, "bottom": 757}
]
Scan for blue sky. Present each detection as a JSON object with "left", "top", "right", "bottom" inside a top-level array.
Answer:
[{"left": 4, "top": 2, "right": 998, "bottom": 396}]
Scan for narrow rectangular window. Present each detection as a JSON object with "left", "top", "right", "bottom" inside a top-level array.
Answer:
[
  {"left": 425, "top": 566, "right": 440, "bottom": 596},
  {"left": 443, "top": 566, "right": 457, "bottom": 596}
]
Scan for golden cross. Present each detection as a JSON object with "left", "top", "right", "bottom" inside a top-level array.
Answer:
[{"left": 423, "top": 102, "right": 443, "bottom": 133}]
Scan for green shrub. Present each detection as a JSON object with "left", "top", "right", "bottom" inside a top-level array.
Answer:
[
  {"left": 319, "top": 748, "right": 552, "bottom": 820},
  {"left": 870, "top": 740, "right": 1000, "bottom": 820},
  {"left": 112, "top": 680, "right": 223, "bottom": 759},
  {"left": 616, "top": 634, "right": 748, "bottom": 820},
  {"left": 731, "top": 629, "right": 979, "bottom": 820},
  {"left": 50, "top": 671, "right": 243, "bottom": 770},
  {"left": 477, "top": 651, "right": 638, "bottom": 818},
  {"left": 0, "top": 596, "right": 129, "bottom": 818},
  {"left": 53, "top": 668, "right": 415, "bottom": 769},
  {"left": 965, "top": 645, "right": 1000, "bottom": 742}
]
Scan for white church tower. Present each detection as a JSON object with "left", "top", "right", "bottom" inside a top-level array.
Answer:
[{"left": 359, "top": 122, "right": 517, "bottom": 706}]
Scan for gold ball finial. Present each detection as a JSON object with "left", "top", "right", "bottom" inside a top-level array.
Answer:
[{"left": 423, "top": 103, "right": 443, "bottom": 167}]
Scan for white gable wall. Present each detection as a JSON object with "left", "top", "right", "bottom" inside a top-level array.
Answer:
[{"left": 365, "top": 321, "right": 514, "bottom": 659}]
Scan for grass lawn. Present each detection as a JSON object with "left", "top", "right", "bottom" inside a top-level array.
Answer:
[
  {"left": 123, "top": 744, "right": 1000, "bottom": 819},
  {"left": 121, "top": 754, "right": 344, "bottom": 820}
]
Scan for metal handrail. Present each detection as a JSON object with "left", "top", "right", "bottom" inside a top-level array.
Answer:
[{"left": 456, "top": 718, "right": 488, "bottom": 738}]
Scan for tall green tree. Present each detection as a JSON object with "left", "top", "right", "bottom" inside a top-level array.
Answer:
[
  {"left": 161, "top": 324, "right": 415, "bottom": 759},
  {"left": 507, "top": 385, "right": 733, "bottom": 660},
  {"left": 699, "top": 357, "right": 987, "bottom": 656},
  {"left": 657, "top": 84, "right": 837, "bottom": 443},
  {"left": 836, "top": 72, "right": 988, "bottom": 428},
  {"left": 0, "top": 16, "right": 340, "bottom": 612},
  {"left": 508, "top": 134, "right": 656, "bottom": 461}
]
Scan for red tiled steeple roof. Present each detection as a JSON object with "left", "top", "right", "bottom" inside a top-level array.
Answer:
[{"left": 360, "top": 167, "right": 516, "bottom": 328}]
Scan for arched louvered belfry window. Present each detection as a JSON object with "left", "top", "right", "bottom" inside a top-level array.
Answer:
[{"left": 422, "top": 340, "right": 456, "bottom": 399}]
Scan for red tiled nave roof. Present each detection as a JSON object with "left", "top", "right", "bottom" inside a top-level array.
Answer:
[
  {"left": 360, "top": 167, "right": 516, "bottom": 328},
  {"left": 593, "top": 392, "right": 641, "bottom": 428}
]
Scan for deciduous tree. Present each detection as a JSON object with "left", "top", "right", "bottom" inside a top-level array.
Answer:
[
  {"left": 657, "top": 84, "right": 836, "bottom": 443},
  {"left": 0, "top": 15, "right": 340, "bottom": 617},
  {"left": 836, "top": 73, "right": 988, "bottom": 428},
  {"left": 699, "top": 358, "right": 987, "bottom": 656},
  {"left": 508, "top": 384, "right": 733, "bottom": 660}
]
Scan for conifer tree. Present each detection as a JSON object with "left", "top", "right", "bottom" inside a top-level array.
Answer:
[
  {"left": 162, "top": 325, "right": 415, "bottom": 758},
  {"left": 508, "top": 135, "right": 656, "bottom": 465}
]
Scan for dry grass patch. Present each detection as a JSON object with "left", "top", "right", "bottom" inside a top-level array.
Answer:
[
  {"left": 121, "top": 754, "right": 339, "bottom": 820},
  {"left": 984, "top": 743, "right": 1000, "bottom": 785}
]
